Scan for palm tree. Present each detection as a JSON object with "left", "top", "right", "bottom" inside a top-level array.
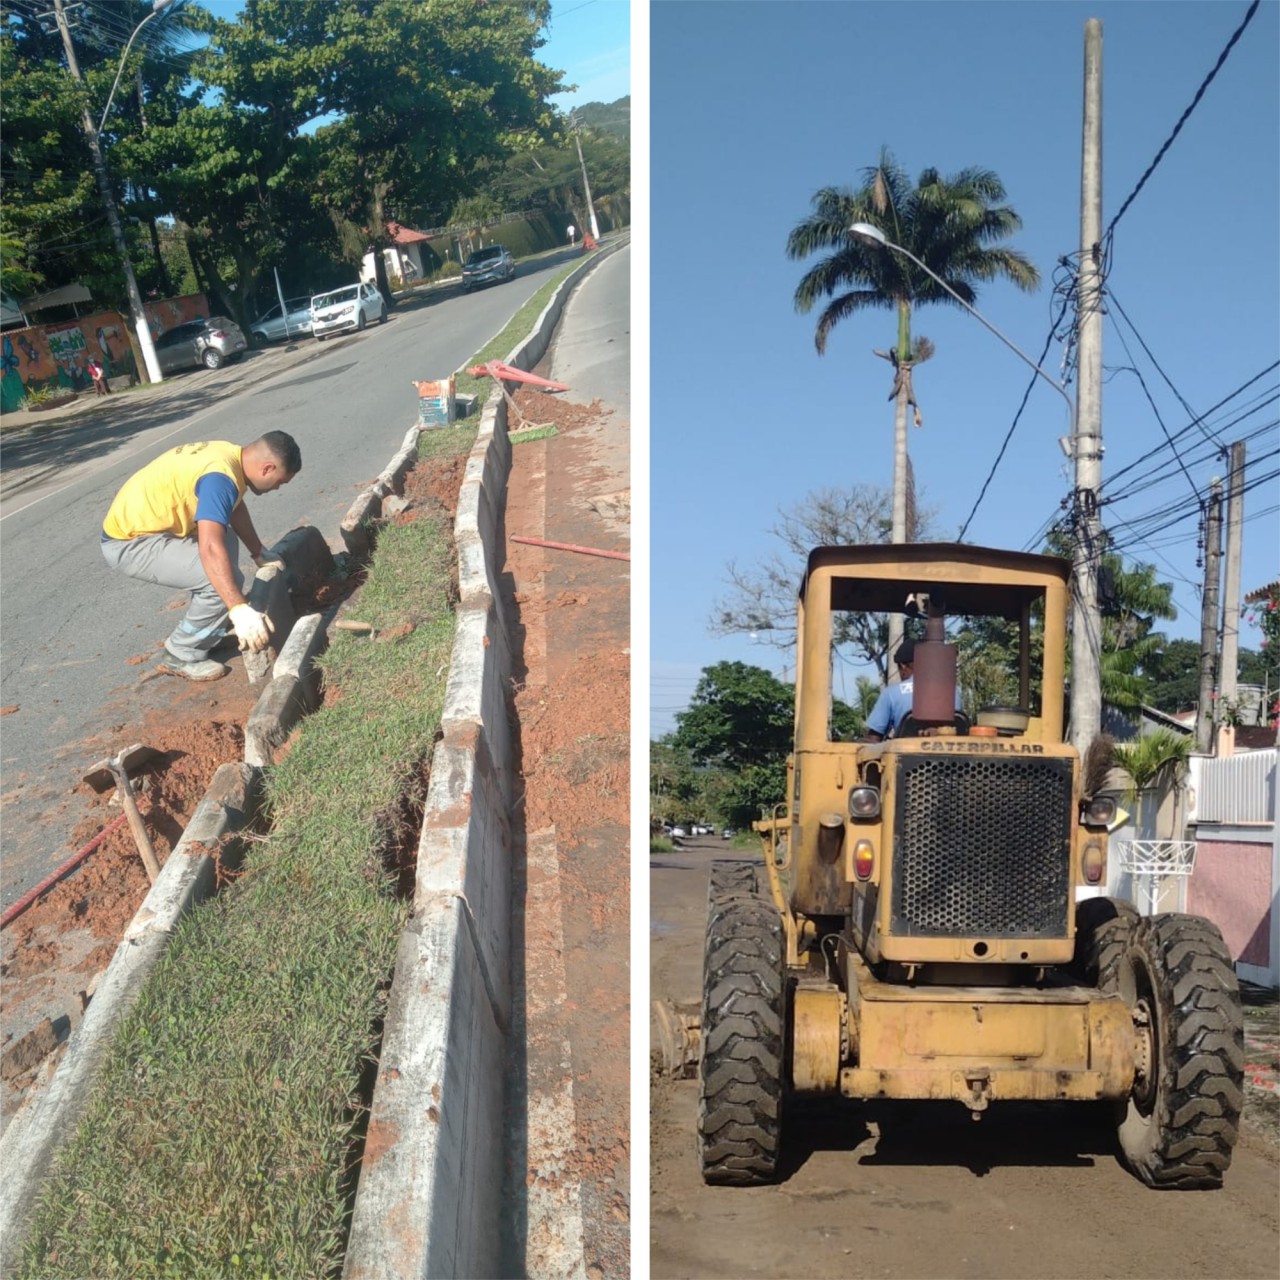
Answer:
[{"left": 787, "top": 147, "right": 1040, "bottom": 661}]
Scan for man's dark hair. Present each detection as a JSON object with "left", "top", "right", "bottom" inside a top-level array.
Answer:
[
  {"left": 259, "top": 430, "right": 302, "bottom": 476},
  {"left": 894, "top": 639, "right": 915, "bottom": 665}
]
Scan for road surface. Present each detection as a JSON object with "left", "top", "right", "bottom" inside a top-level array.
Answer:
[
  {"left": 0, "top": 253, "right": 582, "bottom": 905},
  {"left": 651, "top": 836, "right": 1280, "bottom": 1279}
]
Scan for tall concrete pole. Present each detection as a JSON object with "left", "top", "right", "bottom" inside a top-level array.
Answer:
[
  {"left": 1196, "top": 479, "right": 1224, "bottom": 753},
  {"left": 1070, "top": 18, "right": 1104, "bottom": 755},
  {"left": 573, "top": 128, "right": 601, "bottom": 241},
  {"left": 1219, "top": 441, "right": 1246, "bottom": 718},
  {"left": 52, "top": 0, "right": 164, "bottom": 385}
]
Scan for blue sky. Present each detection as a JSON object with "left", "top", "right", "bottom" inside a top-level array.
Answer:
[
  {"left": 544, "top": 0, "right": 631, "bottom": 110},
  {"left": 649, "top": 0, "right": 1280, "bottom": 737}
]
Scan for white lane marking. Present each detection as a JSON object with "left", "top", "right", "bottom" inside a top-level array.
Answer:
[{"left": 524, "top": 825, "right": 587, "bottom": 1280}]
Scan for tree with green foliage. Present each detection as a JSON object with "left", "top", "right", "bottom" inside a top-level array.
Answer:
[
  {"left": 666, "top": 661, "right": 863, "bottom": 828},
  {"left": 217, "top": 0, "right": 565, "bottom": 301},
  {"left": 786, "top": 147, "right": 1039, "bottom": 611}
]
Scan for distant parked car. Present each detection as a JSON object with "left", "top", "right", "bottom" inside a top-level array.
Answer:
[
  {"left": 671, "top": 826, "right": 687, "bottom": 838},
  {"left": 153, "top": 315, "right": 247, "bottom": 373},
  {"left": 461, "top": 244, "right": 516, "bottom": 292},
  {"left": 251, "top": 296, "right": 314, "bottom": 345},
  {"left": 310, "top": 282, "right": 387, "bottom": 339},
  {"left": 722, "top": 828, "right": 735, "bottom": 839}
]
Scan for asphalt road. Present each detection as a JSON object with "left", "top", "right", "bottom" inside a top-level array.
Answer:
[{"left": 0, "top": 250, "right": 589, "bottom": 906}]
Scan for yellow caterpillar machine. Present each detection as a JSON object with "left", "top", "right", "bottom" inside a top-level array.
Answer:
[{"left": 698, "top": 544, "right": 1244, "bottom": 1189}]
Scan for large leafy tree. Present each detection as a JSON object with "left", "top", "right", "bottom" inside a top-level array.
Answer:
[
  {"left": 786, "top": 148, "right": 1039, "bottom": 661},
  {"left": 213, "top": 0, "right": 564, "bottom": 300}
]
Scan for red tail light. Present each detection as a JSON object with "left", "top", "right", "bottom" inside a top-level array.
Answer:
[{"left": 853, "top": 839, "right": 875, "bottom": 881}]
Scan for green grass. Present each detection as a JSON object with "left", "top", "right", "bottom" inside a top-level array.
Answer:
[
  {"left": 20, "top": 505, "right": 462, "bottom": 1280},
  {"left": 508, "top": 424, "right": 559, "bottom": 444},
  {"left": 649, "top": 837, "right": 674, "bottom": 853}
]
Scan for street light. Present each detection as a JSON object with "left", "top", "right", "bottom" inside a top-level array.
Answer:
[
  {"left": 98, "top": 0, "right": 178, "bottom": 134},
  {"left": 847, "top": 222, "right": 1075, "bottom": 433},
  {"left": 569, "top": 112, "right": 601, "bottom": 242}
]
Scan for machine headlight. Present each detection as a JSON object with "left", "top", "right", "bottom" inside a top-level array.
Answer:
[
  {"left": 1082, "top": 796, "right": 1116, "bottom": 826},
  {"left": 849, "top": 786, "right": 881, "bottom": 820}
]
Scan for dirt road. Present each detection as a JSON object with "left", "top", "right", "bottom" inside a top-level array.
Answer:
[{"left": 650, "top": 838, "right": 1280, "bottom": 1280}]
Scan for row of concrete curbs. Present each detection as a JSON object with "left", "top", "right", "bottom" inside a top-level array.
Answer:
[
  {"left": 0, "top": 238, "right": 623, "bottom": 1274},
  {"left": 344, "top": 237, "right": 625, "bottom": 1280}
]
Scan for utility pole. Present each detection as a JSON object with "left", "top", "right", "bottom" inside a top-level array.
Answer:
[
  {"left": 1070, "top": 17, "right": 1104, "bottom": 756},
  {"left": 1219, "top": 441, "right": 1246, "bottom": 726},
  {"left": 51, "top": 0, "right": 164, "bottom": 384},
  {"left": 1196, "top": 479, "right": 1224, "bottom": 753},
  {"left": 571, "top": 118, "right": 601, "bottom": 241}
]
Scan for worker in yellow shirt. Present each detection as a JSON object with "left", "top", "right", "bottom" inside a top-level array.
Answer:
[{"left": 100, "top": 433, "right": 301, "bottom": 681}]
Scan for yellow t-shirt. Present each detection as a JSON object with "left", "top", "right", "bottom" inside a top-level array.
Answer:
[{"left": 102, "top": 441, "right": 246, "bottom": 540}]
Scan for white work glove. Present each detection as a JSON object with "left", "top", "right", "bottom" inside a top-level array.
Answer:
[
  {"left": 252, "top": 550, "right": 285, "bottom": 571},
  {"left": 229, "top": 603, "right": 274, "bottom": 653}
]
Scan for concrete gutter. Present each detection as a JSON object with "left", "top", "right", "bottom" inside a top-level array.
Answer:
[
  {"left": 343, "top": 239, "right": 626, "bottom": 1279},
  {"left": 0, "top": 239, "right": 624, "bottom": 1272}
]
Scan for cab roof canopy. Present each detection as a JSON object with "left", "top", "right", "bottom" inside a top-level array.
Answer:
[{"left": 802, "top": 543, "right": 1071, "bottom": 621}]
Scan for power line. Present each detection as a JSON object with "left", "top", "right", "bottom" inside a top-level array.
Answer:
[
  {"left": 956, "top": 290, "right": 1073, "bottom": 541},
  {"left": 1101, "top": 361, "right": 1279, "bottom": 491},
  {"left": 1104, "top": 0, "right": 1261, "bottom": 242},
  {"left": 1105, "top": 312, "right": 1200, "bottom": 502},
  {"left": 1107, "top": 288, "right": 1223, "bottom": 446}
]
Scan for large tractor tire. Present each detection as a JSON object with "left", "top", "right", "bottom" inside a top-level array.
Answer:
[
  {"left": 1117, "top": 913, "right": 1245, "bottom": 1189},
  {"left": 1073, "top": 896, "right": 1139, "bottom": 990},
  {"left": 698, "top": 868, "right": 786, "bottom": 1185},
  {"left": 707, "top": 859, "right": 760, "bottom": 901}
]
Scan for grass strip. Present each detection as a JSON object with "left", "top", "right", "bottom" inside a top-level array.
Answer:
[
  {"left": 509, "top": 424, "right": 560, "bottom": 444},
  {"left": 19, "top": 440, "right": 471, "bottom": 1279}
]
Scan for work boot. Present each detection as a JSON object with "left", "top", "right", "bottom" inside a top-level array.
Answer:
[{"left": 158, "top": 650, "right": 229, "bottom": 682}]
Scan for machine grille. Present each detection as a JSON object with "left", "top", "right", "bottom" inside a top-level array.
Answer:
[{"left": 890, "top": 754, "right": 1074, "bottom": 937}]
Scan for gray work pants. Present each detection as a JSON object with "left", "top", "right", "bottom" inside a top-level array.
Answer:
[{"left": 101, "top": 528, "right": 244, "bottom": 662}]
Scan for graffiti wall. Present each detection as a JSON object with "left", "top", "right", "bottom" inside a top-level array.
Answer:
[{"left": 0, "top": 293, "right": 209, "bottom": 414}]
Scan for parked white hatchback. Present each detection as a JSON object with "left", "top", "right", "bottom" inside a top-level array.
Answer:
[{"left": 310, "top": 282, "right": 387, "bottom": 339}]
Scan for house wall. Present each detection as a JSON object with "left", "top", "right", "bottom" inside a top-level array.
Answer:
[
  {"left": 1187, "top": 831, "right": 1276, "bottom": 979},
  {"left": 0, "top": 293, "right": 208, "bottom": 412}
]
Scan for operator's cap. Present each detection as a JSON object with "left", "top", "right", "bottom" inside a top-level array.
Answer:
[{"left": 894, "top": 640, "right": 915, "bottom": 665}]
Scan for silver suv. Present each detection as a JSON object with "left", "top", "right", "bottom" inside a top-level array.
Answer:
[
  {"left": 462, "top": 245, "right": 516, "bottom": 292},
  {"left": 310, "top": 282, "right": 387, "bottom": 339}
]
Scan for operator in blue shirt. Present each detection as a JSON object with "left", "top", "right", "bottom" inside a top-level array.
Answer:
[{"left": 865, "top": 640, "right": 963, "bottom": 741}]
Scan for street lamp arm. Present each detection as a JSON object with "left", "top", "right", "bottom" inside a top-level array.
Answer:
[
  {"left": 848, "top": 222, "right": 1074, "bottom": 424},
  {"left": 98, "top": 10, "right": 159, "bottom": 134}
]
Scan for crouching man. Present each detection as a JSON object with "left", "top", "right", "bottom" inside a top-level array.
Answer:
[{"left": 100, "top": 432, "right": 301, "bottom": 681}]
